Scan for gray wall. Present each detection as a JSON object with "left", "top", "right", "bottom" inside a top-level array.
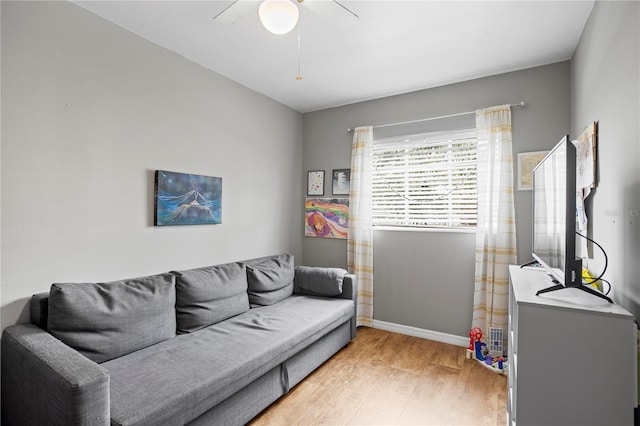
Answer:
[
  {"left": 571, "top": 1, "right": 640, "bottom": 317},
  {"left": 6, "top": 1, "right": 634, "bottom": 342},
  {"left": 302, "top": 62, "right": 571, "bottom": 337},
  {"left": 1, "top": 1, "right": 303, "bottom": 328}
]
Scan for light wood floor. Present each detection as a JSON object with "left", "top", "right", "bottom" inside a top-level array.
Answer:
[{"left": 249, "top": 327, "right": 507, "bottom": 426}]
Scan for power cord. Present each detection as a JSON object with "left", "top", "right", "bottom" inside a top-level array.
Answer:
[
  {"left": 576, "top": 231, "right": 610, "bottom": 291},
  {"left": 600, "top": 279, "right": 612, "bottom": 296}
]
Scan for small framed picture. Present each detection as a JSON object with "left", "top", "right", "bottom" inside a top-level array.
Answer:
[
  {"left": 307, "top": 170, "right": 325, "bottom": 196},
  {"left": 332, "top": 169, "right": 351, "bottom": 195},
  {"left": 517, "top": 150, "right": 549, "bottom": 191}
]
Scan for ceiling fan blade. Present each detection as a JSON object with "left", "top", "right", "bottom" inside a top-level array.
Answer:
[
  {"left": 212, "top": 0, "right": 260, "bottom": 25},
  {"left": 331, "top": 1, "right": 359, "bottom": 20},
  {"left": 304, "top": 0, "right": 358, "bottom": 23}
]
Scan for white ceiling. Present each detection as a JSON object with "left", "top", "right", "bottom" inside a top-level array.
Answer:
[{"left": 73, "top": 0, "right": 594, "bottom": 113}]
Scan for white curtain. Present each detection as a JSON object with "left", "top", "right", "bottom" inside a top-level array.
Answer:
[
  {"left": 472, "top": 105, "right": 517, "bottom": 344},
  {"left": 348, "top": 126, "right": 374, "bottom": 327}
]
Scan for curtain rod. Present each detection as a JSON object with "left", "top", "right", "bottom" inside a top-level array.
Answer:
[{"left": 347, "top": 101, "right": 526, "bottom": 133}]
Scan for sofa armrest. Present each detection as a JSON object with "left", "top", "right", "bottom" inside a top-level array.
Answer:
[
  {"left": 2, "top": 324, "right": 110, "bottom": 426},
  {"left": 337, "top": 273, "right": 358, "bottom": 340}
]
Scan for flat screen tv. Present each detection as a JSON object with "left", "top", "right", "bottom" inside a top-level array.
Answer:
[{"left": 531, "top": 135, "right": 611, "bottom": 302}]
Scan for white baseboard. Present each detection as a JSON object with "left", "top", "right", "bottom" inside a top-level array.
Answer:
[{"left": 372, "top": 320, "right": 468, "bottom": 347}]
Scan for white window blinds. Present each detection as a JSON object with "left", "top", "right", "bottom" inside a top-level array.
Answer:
[{"left": 372, "top": 128, "right": 477, "bottom": 229}]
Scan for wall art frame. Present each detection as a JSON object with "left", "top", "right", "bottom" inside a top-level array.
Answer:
[
  {"left": 304, "top": 198, "right": 349, "bottom": 239},
  {"left": 307, "top": 170, "right": 325, "bottom": 196},
  {"left": 332, "top": 169, "right": 351, "bottom": 195},
  {"left": 576, "top": 121, "right": 598, "bottom": 189},
  {"left": 154, "top": 170, "right": 222, "bottom": 226},
  {"left": 517, "top": 150, "right": 549, "bottom": 191}
]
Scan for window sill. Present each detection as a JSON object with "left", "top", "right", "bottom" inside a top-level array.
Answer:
[{"left": 372, "top": 225, "right": 476, "bottom": 234}]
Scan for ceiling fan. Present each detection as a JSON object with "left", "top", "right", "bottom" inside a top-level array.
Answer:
[{"left": 212, "top": 0, "right": 359, "bottom": 35}]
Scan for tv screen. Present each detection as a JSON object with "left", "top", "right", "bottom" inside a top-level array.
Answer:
[{"left": 532, "top": 135, "right": 582, "bottom": 287}]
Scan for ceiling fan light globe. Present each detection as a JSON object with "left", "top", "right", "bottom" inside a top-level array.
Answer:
[{"left": 259, "top": 0, "right": 299, "bottom": 35}]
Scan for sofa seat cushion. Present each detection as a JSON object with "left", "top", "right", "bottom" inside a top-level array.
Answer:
[{"left": 103, "top": 295, "right": 353, "bottom": 426}]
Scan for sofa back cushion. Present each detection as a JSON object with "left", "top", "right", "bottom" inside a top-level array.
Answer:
[
  {"left": 30, "top": 292, "right": 49, "bottom": 329},
  {"left": 173, "top": 262, "right": 250, "bottom": 334},
  {"left": 47, "top": 273, "right": 177, "bottom": 363},
  {"left": 246, "top": 253, "right": 294, "bottom": 306},
  {"left": 294, "top": 266, "right": 347, "bottom": 297}
]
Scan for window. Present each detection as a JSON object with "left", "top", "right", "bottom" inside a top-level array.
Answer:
[{"left": 372, "top": 128, "right": 477, "bottom": 229}]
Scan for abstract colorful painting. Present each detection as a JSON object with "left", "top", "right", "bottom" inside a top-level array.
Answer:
[
  {"left": 154, "top": 170, "right": 222, "bottom": 226},
  {"left": 305, "top": 198, "right": 349, "bottom": 239}
]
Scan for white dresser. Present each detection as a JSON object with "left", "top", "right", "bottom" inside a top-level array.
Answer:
[{"left": 508, "top": 265, "right": 636, "bottom": 426}]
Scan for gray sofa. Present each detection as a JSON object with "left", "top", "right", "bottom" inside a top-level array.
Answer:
[{"left": 1, "top": 253, "right": 357, "bottom": 426}]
